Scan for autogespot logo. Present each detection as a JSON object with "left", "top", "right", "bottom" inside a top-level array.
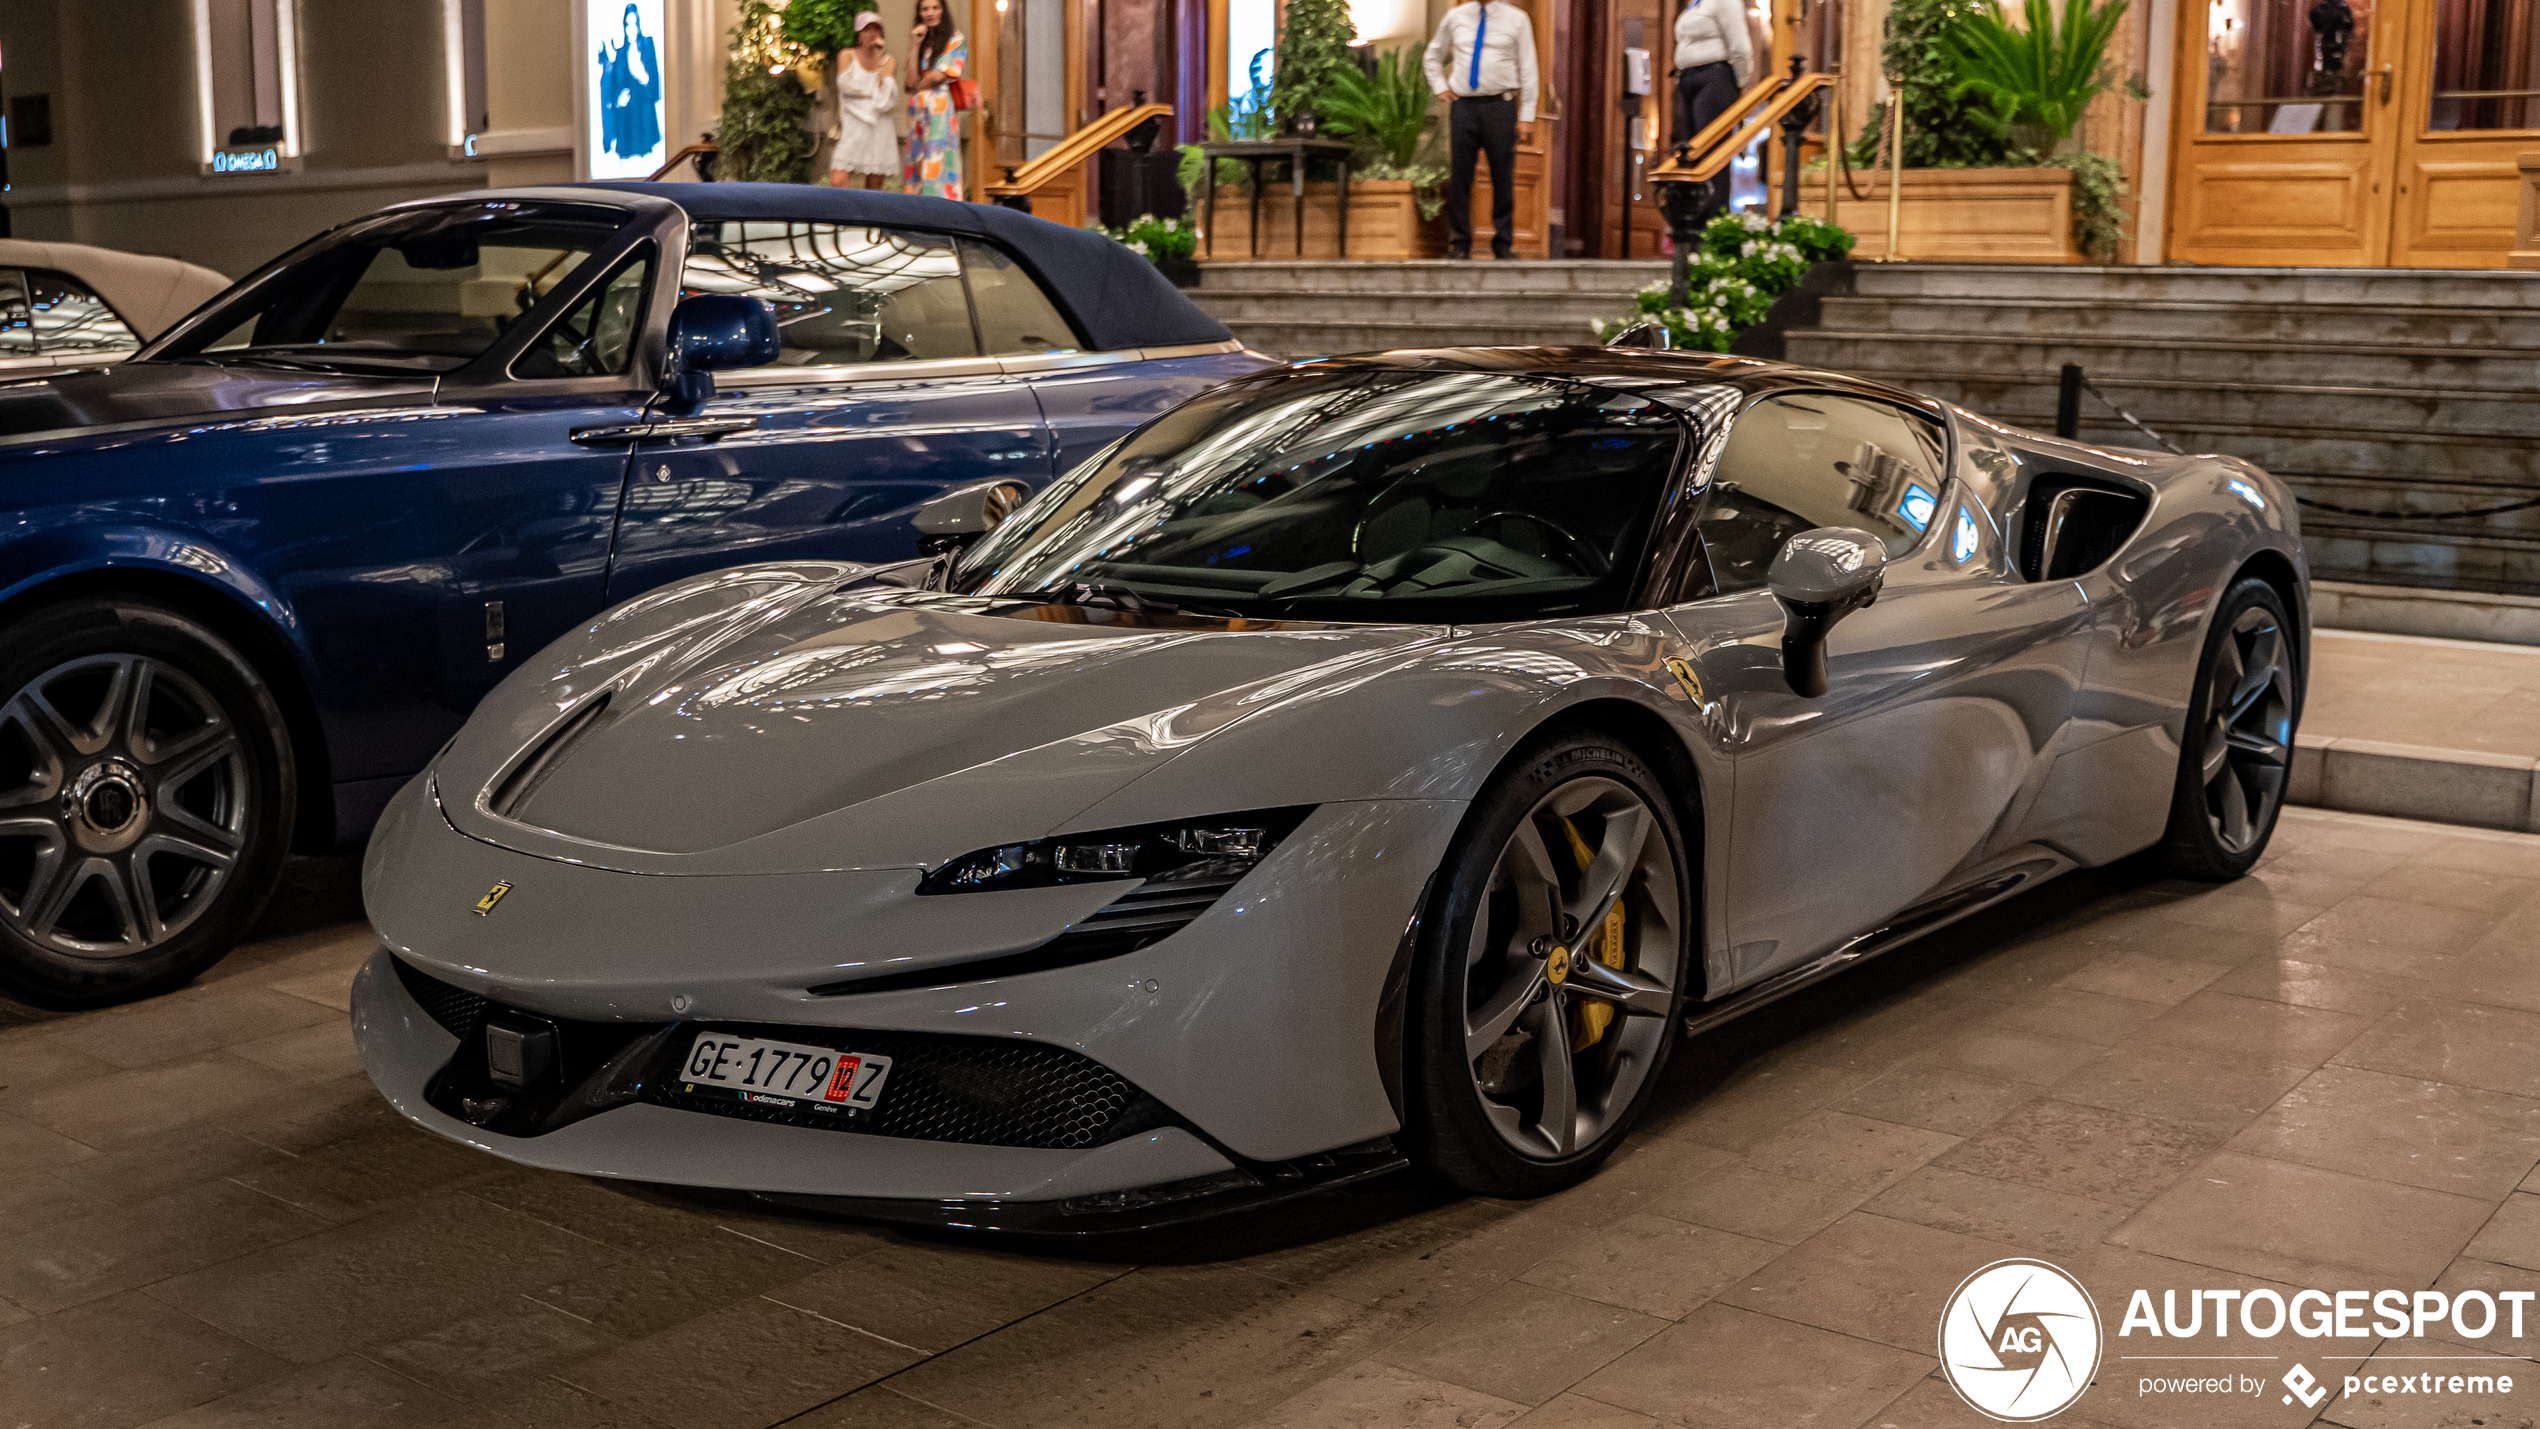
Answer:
[{"left": 1939, "top": 1259, "right": 2105, "bottom": 1421}]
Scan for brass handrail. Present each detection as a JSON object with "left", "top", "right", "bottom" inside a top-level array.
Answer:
[
  {"left": 984, "top": 103, "right": 1173, "bottom": 198},
  {"left": 648, "top": 142, "right": 718, "bottom": 181},
  {"left": 1647, "top": 72, "right": 1836, "bottom": 184}
]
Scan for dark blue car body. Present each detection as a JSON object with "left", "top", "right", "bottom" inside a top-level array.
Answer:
[{"left": 0, "top": 184, "right": 1266, "bottom": 858}]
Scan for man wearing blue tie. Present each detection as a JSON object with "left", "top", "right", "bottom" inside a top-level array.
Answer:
[{"left": 1423, "top": 0, "right": 1540, "bottom": 260}]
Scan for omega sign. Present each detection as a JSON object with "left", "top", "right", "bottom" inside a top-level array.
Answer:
[{"left": 210, "top": 147, "right": 281, "bottom": 174}]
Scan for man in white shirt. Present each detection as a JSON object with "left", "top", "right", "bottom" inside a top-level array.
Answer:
[
  {"left": 1423, "top": 0, "right": 1539, "bottom": 260},
  {"left": 1673, "top": 0, "right": 1755, "bottom": 218}
]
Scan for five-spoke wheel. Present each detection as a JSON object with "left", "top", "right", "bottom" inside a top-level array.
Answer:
[
  {"left": 1409, "top": 731, "right": 1690, "bottom": 1197},
  {"left": 2163, "top": 577, "right": 2302, "bottom": 879}
]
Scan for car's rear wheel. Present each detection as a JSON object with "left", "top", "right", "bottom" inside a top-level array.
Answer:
[
  {"left": 1405, "top": 731, "right": 1692, "bottom": 1198},
  {"left": 0, "top": 598, "right": 295, "bottom": 1006},
  {"left": 2159, "top": 576, "right": 2300, "bottom": 880}
]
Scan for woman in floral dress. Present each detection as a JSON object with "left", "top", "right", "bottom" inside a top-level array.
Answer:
[{"left": 904, "top": 0, "right": 965, "bottom": 199}]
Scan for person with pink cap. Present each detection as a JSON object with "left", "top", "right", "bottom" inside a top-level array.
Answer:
[{"left": 828, "top": 11, "right": 902, "bottom": 191}]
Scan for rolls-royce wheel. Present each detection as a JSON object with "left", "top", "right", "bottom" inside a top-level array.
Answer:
[
  {"left": 0, "top": 597, "right": 295, "bottom": 1006},
  {"left": 2159, "top": 576, "right": 2300, "bottom": 881},
  {"left": 1406, "top": 730, "right": 1692, "bottom": 1199}
]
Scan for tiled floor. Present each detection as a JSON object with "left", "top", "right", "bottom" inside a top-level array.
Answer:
[
  {"left": 10, "top": 808, "right": 2540, "bottom": 1428},
  {"left": 2308, "top": 629, "right": 2540, "bottom": 757}
]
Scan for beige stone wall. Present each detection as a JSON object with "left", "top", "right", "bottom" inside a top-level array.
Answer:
[{"left": 0, "top": 0, "right": 737, "bottom": 276}]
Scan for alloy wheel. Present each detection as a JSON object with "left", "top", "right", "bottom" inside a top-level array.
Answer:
[
  {"left": 2199, "top": 606, "right": 2294, "bottom": 855},
  {"left": 0, "top": 654, "right": 250, "bottom": 957},
  {"left": 1461, "top": 776, "right": 1681, "bottom": 1160}
]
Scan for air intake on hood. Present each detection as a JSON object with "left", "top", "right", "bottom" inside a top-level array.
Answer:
[{"left": 488, "top": 693, "right": 613, "bottom": 822}]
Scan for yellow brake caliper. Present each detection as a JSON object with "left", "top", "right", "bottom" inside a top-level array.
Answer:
[{"left": 1559, "top": 818, "right": 1628, "bottom": 1050}]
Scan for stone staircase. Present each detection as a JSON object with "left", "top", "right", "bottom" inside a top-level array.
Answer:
[
  {"left": 1187, "top": 260, "right": 1668, "bottom": 358},
  {"left": 1187, "top": 258, "right": 2540, "bottom": 595},
  {"left": 1782, "top": 263, "right": 2540, "bottom": 595}
]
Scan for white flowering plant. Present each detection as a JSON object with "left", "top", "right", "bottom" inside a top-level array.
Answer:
[
  {"left": 1595, "top": 210, "right": 1854, "bottom": 352},
  {"left": 1091, "top": 213, "right": 1199, "bottom": 265}
]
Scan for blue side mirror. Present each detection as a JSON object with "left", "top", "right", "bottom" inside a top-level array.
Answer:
[{"left": 662, "top": 293, "right": 779, "bottom": 407}]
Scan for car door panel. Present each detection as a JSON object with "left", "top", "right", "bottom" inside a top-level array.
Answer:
[
  {"left": 1027, "top": 349, "right": 1274, "bottom": 476},
  {"left": 604, "top": 223, "right": 1056, "bottom": 598},
  {"left": 1663, "top": 396, "right": 2093, "bottom": 988},
  {"left": 605, "top": 369, "right": 1047, "bottom": 598}
]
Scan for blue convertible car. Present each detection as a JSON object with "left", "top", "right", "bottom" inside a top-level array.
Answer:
[{"left": 0, "top": 182, "right": 1266, "bottom": 1004}]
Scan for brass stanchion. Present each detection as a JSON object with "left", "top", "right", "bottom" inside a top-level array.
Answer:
[
  {"left": 1884, "top": 90, "right": 1905, "bottom": 261},
  {"left": 1823, "top": 67, "right": 1840, "bottom": 223}
]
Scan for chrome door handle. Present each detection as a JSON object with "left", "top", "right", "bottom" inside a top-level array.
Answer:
[{"left": 569, "top": 416, "right": 758, "bottom": 445}]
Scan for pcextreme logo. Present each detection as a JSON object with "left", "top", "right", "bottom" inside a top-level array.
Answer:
[{"left": 1939, "top": 1259, "right": 2104, "bottom": 1422}]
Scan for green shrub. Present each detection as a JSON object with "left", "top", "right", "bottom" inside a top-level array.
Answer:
[
  {"left": 1322, "top": 45, "right": 1434, "bottom": 168},
  {"left": 1093, "top": 214, "right": 1200, "bottom": 264},
  {"left": 1947, "top": 0, "right": 2132, "bottom": 154},
  {"left": 719, "top": 3, "right": 819, "bottom": 183},
  {"left": 779, "top": 0, "right": 861, "bottom": 56},
  {"left": 1847, "top": 0, "right": 2014, "bottom": 169},
  {"left": 1595, "top": 211, "right": 1856, "bottom": 352},
  {"left": 1269, "top": 0, "right": 1357, "bottom": 134}
]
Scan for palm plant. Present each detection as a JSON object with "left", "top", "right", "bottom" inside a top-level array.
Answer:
[
  {"left": 1945, "top": 0, "right": 2131, "bottom": 155},
  {"left": 1320, "top": 45, "right": 1435, "bottom": 169}
]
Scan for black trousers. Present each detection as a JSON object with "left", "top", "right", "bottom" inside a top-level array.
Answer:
[
  {"left": 1673, "top": 62, "right": 1739, "bottom": 218},
  {"left": 1447, "top": 96, "right": 1517, "bottom": 257}
]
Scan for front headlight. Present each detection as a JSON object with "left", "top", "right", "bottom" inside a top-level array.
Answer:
[{"left": 917, "top": 806, "right": 1316, "bottom": 895}]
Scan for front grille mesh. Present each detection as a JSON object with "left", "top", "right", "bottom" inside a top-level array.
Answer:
[
  {"left": 396, "top": 958, "right": 1152, "bottom": 1150},
  {"left": 649, "top": 1024, "right": 1139, "bottom": 1150},
  {"left": 394, "top": 957, "right": 489, "bottom": 1040}
]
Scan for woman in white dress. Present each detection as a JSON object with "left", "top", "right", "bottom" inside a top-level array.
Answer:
[{"left": 829, "top": 12, "right": 902, "bottom": 190}]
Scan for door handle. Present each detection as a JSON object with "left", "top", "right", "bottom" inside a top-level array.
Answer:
[
  {"left": 569, "top": 416, "right": 758, "bottom": 446},
  {"left": 2376, "top": 64, "right": 2394, "bottom": 103}
]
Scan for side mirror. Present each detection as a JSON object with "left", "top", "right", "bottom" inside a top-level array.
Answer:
[
  {"left": 914, "top": 479, "right": 1032, "bottom": 556},
  {"left": 661, "top": 293, "right": 779, "bottom": 408},
  {"left": 1767, "top": 527, "right": 1887, "bottom": 697}
]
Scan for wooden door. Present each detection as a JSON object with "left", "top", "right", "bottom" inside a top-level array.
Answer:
[
  {"left": 2168, "top": 0, "right": 2537, "bottom": 264},
  {"left": 2167, "top": 0, "right": 2403, "bottom": 263},
  {"left": 2389, "top": 0, "right": 2539, "bottom": 263}
]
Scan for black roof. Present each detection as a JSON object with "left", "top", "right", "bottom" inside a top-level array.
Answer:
[{"left": 575, "top": 182, "right": 1231, "bottom": 354}]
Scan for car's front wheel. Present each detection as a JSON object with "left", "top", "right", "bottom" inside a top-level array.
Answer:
[
  {"left": 2159, "top": 575, "right": 2301, "bottom": 880},
  {"left": 0, "top": 597, "right": 295, "bottom": 1006},
  {"left": 1405, "top": 730, "right": 1692, "bottom": 1198}
]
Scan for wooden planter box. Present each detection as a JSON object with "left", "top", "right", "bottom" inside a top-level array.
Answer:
[
  {"left": 1200, "top": 180, "right": 1447, "bottom": 261},
  {"left": 1830, "top": 167, "right": 2082, "bottom": 264},
  {"left": 2512, "top": 150, "right": 2540, "bottom": 269}
]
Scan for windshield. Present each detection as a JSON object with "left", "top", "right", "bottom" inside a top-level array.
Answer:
[
  {"left": 953, "top": 367, "right": 1685, "bottom": 623},
  {"left": 148, "top": 201, "right": 630, "bottom": 375}
]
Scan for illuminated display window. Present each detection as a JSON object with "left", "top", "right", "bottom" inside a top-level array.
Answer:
[{"left": 192, "top": 0, "right": 304, "bottom": 174}]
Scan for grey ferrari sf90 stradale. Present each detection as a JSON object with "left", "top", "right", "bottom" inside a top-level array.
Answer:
[{"left": 351, "top": 346, "right": 2306, "bottom": 1231}]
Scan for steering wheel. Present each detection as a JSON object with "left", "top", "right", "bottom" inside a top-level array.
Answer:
[{"left": 1467, "top": 510, "right": 1610, "bottom": 579}]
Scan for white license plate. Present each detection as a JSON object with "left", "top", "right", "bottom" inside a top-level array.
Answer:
[{"left": 678, "top": 1033, "right": 891, "bottom": 1114}]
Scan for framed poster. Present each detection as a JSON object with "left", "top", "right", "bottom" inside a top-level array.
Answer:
[{"left": 585, "top": 0, "right": 668, "bottom": 178}]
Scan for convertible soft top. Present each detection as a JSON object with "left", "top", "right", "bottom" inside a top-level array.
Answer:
[{"left": 577, "top": 181, "right": 1231, "bottom": 354}]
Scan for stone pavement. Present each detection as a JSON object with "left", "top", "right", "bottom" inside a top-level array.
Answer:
[
  {"left": 2299, "top": 630, "right": 2540, "bottom": 830},
  {"left": 10, "top": 805, "right": 2540, "bottom": 1427}
]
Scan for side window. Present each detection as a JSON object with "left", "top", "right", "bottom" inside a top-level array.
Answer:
[
  {"left": 25, "top": 270, "right": 141, "bottom": 359},
  {"left": 958, "top": 239, "right": 1081, "bottom": 356},
  {"left": 513, "top": 249, "right": 653, "bottom": 380},
  {"left": 0, "top": 272, "right": 33, "bottom": 358},
  {"left": 1695, "top": 393, "right": 1949, "bottom": 594},
  {"left": 683, "top": 222, "right": 976, "bottom": 367}
]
